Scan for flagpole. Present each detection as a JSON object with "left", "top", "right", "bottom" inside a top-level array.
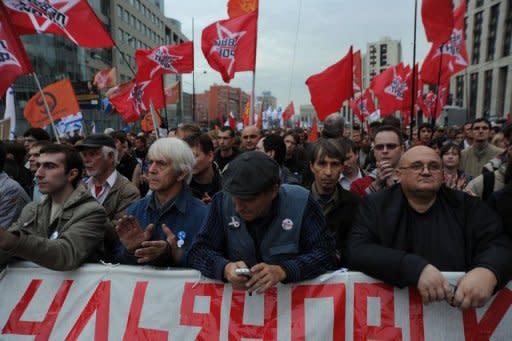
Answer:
[
  {"left": 161, "top": 75, "right": 170, "bottom": 133},
  {"left": 149, "top": 99, "right": 160, "bottom": 139},
  {"left": 433, "top": 44, "right": 445, "bottom": 125},
  {"left": 409, "top": 0, "right": 418, "bottom": 141},
  {"left": 192, "top": 17, "right": 197, "bottom": 124},
  {"left": 31, "top": 73, "right": 61, "bottom": 143},
  {"left": 250, "top": 71, "right": 256, "bottom": 125}
]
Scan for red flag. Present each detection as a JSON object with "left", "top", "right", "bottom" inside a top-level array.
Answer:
[
  {"left": 135, "top": 42, "right": 194, "bottom": 81},
  {"left": 422, "top": 0, "right": 454, "bottom": 45},
  {"left": 306, "top": 47, "right": 353, "bottom": 121},
  {"left": 353, "top": 50, "right": 362, "bottom": 93},
  {"left": 93, "top": 67, "right": 116, "bottom": 90},
  {"left": 3, "top": 0, "right": 114, "bottom": 48},
  {"left": 23, "top": 79, "right": 79, "bottom": 128},
  {"left": 228, "top": 0, "right": 258, "bottom": 18},
  {"left": 141, "top": 111, "right": 162, "bottom": 132},
  {"left": 281, "top": 101, "right": 295, "bottom": 122},
  {"left": 309, "top": 119, "right": 318, "bottom": 142},
  {"left": 422, "top": 83, "right": 449, "bottom": 120},
  {"left": 201, "top": 11, "right": 257, "bottom": 83},
  {"left": 350, "top": 89, "right": 375, "bottom": 123},
  {"left": 0, "top": 4, "right": 33, "bottom": 97},
  {"left": 227, "top": 112, "right": 236, "bottom": 129},
  {"left": 164, "top": 81, "right": 180, "bottom": 104},
  {"left": 370, "top": 63, "right": 410, "bottom": 116},
  {"left": 109, "top": 76, "right": 165, "bottom": 123},
  {"left": 421, "top": 1, "right": 468, "bottom": 85}
]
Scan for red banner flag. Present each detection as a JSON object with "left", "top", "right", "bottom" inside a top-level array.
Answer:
[
  {"left": 370, "top": 63, "right": 410, "bottom": 117},
  {"left": 281, "top": 101, "right": 295, "bottom": 122},
  {"left": 350, "top": 90, "right": 375, "bottom": 123},
  {"left": 420, "top": 0, "right": 468, "bottom": 85},
  {"left": 109, "top": 76, "right": 165, "bottom": 123},
  {"left": 228, "top": 0, "right": 258, "bottom": 18},
  {"left": 141, "top": 111, "right": 162, "bottom": 132},
  {"left": 164, "top": 81, "right": 180, "bottom": 105},
  {"left": 305, "top": 47, "right": 354, "bottom": 121},
  {"left": 309, "top": 119, "right": 318, "bottom": 142},
  {"left": 93, "top": 67, "right": 116, "bottom": 90},
  {"left": 422, "top": 0, "right": 454, "bottom": 45},
  {"left": 135, "top": 42, "right": 194, "bottom": 81},
  {"left": 0, "top": 3, "right": 33, "bottom": 97},
  {"left": 201, "top": 11, "right": 257, "bottom": 83},
  {"left": 421, "top": 83, "right": 449, "bottom": 120},
  {"left": 353, "top": 50, "right": 362, "bottom": 93},
  {"left": 23, "top": 79, "right": 79, "bottom": 128},
  {"left": 3, "top": 0, "right": 114, "bottom": 48}
]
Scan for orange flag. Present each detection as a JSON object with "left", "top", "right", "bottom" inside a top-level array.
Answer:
[
  {"left": 93, "top": 67, "right": 117, "bottom": 89},
  {"left": 242, "top": 101, "right": 250, "bottom": 126},
  {"left": 228, "top": 0, "right": 259, "bottom": 18},
  {"left": 141, "top": 111, "right": 162, "bottom": 132},
  {"left": 23, "top": 79, "right": 80, "bottom": 128},
  {"left": 309, "top": 119, "right": 319, "bottom": 142}
]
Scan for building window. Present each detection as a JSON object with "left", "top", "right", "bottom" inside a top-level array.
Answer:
[
  {"left": 476, "top": 0, "right": 484, "bottom": 7},
  {"left": 472, "top": 11, "right": 483, "bottom": 64},
  {"left": 469, "top": 72, "right": 478, "bottom": 117},
  {"left": 455, "top": 75, "right": 464, "bottom": 107},
  {"left": 504, "top": 0, "right": 512, "bottom": 56},
  {"left": 116, "top": 5, "right": 122, "bottom": 17},
  {"left": 483, "top": 70, "right": 493, "bottom": 114},
  {"left": 486, "top": 4, "right": 499, "bottom": 61}
]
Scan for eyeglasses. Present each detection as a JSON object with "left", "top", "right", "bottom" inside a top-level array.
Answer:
[
  {"left": 399, "top": 161, "right": 442, "bottom": 173},
  {"left": 472, "top": 126, "right": 490, "bottom": 131},
  {"left": 374, "top": 143, "right": 400, "bottom": 151}
]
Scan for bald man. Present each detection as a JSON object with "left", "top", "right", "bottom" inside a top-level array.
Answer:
[
  {"left": 347, "top": 146, "right": 512, "bottom": 310},
  {"left": 241, "top": 126, "right": 261, "bottom": 152}
]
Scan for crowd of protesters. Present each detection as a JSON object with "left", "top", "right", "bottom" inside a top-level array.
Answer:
[{"left": 0, "top": 113, "right": 511, "bottom": 310}]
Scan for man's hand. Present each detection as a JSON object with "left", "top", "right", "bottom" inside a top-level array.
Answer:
[
  {"left": 224, "top": 261, "right": 250, "bottom": 290},
  {"left": 135, "top": 224, "right": 182, "bottom": 264},
  {"left": 246, "top": 263, "right": 287, "bottom": 294},
  {"left": 374, "top": 161, "right": 395, "bottom": 189},
  {"left": 115, "top": 216, "right": 153, "bottom": 253},
  {"left": 417, "top": 264, "right": 452, "bottom": 305},
  {"left": 0, "top": 228, "right": 18, "bottom": 251},
  {"left": 452, "top": 267, "right": 497, "bottom": 310}
]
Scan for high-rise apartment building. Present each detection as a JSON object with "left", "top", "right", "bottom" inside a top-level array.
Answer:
[{"left": 362, "top": 37, "right": 402, "bottom": 89}]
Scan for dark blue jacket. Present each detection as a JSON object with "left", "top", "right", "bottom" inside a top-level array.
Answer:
[{"left": 112, "top": 187, "right": 208, "bottom": 266}]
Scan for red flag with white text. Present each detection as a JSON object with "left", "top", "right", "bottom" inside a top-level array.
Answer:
[
  {"left": 3, "top": 0, "right": 114, "bottom": 48},
  {"left": 305, "top": 46, "right": 353, "bottom": 121},
  {"left": 350, "top": 89, "right": 375, "bottom": 123},
  {"left": 370, "top": 63, "right": 410, "bottom": 116},
  {"left": 421, "top": 0, "right": 468, "bottom": 85},
  {"left": 135, "top": 42, "right": 194, "bottom": 81},
  {"left": 422, "top": 0, "right": 454, "bottom": 45},
  {"left": 201, "top": 11, "right": 257, "bottom": 83},
  {"left": 0, "top": 3, "right": 33, "bottom": 97}
]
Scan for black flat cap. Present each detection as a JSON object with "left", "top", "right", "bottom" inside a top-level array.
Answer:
[
  {"left": 75, "top": 134, "right": 116, "bottom": 149},
  {"left": 223, "top": 151, "right": 280, "bottom": 198}
]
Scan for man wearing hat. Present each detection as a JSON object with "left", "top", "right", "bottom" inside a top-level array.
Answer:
[
  {"left": 76, "top": 134, "right": 140, "bottom": 260},
  {"left": 188, "top": 151, "right": 337, "bottom": 293}
]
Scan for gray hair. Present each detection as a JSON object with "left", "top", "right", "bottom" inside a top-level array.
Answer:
[
  {"left": 322, "top": 113, "right": 345, "bottom": 139},
  {"left": 101, "top": 146, "right": 119, "bottom": 166},
  {"left": 148, "top": 137, "right": 195, "bottom": 184}
]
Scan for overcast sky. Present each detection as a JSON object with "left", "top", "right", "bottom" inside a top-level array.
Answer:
[{"left": 164, "top": 0, "right": 431, "bottom": 109}]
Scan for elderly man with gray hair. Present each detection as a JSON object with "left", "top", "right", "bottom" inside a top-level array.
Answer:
[
  {"left": 112, "top": 137, "right": 208, "bottom": 266},
  {"left": 321, "top": 113, "right": 345, "bottom": 139}
]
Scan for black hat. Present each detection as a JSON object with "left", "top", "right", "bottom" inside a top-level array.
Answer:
[
  {"left": 223, "top": 151, "right": 280, "bottom": 198},
  {"left": 75, "top": 134, "right": 116, "bottom": 150}
]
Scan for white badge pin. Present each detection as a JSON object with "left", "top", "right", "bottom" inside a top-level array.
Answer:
[
  {"left": 282, "top": 218, "right": 294, "bottom": 231},
  {"left": 228, "top": 216, "right": 240, "bottom": 229},
  {"left": 49, "top": 231, "right": 59, "bottom": 240}
]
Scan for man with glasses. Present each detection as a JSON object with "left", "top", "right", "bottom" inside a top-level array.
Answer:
[
  {"left": 347, "top": 146, "right": 512, "bottom": 310},
  {"left": 350, "top": 125, "right": 404, "bottom": 197},
  {"left": 460, "top": 118, "right": 504, "bottom": 178}
]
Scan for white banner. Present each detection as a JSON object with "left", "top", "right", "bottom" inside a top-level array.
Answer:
[{"left": 0, "top": 262, "right": 510, "bottom": 340}]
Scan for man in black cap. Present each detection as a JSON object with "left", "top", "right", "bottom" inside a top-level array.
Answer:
[
  {"left": 187, "top": 151, "right": 337, "bottom": 293},
  {"left": 76, "top": 134, "right": 140, "bottom": 260}
]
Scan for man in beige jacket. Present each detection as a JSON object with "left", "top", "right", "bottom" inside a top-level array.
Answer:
[{"left": 0, "top": 144, "right": 107, "bottom": 270}]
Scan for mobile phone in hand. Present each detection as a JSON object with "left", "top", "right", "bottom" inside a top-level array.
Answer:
[{"left": 235, "top": 268, "right": 252, "bottom": 277}]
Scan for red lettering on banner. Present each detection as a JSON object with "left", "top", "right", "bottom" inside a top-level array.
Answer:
[
  {"left": 123, "top": 281, "right": 168, "bottom": 340},
  {"left": 291, "top": 284, "right": 346, "bottom": 341},
  {"left": 408, "top": 288, "right": 425, "bottom": 341},
  {"left": 462, "top": 288, "right": 512, "bottom": 340},
  {"left": 65, "top": 280, "right": 111, "bottom": 341},
  {"left": 2, "top": 279, "right": 73, "bottom": 340},
  {"left": 180, "top": 282, "right": 224, "bottom": 341},
  {"left": 353, "top": 283, "right": 403, "bottom": 341},
  {"left": 228, "top": 289, "right": 277, "bottom": 340}
]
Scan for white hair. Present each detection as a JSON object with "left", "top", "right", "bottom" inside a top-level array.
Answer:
[
  {"left": 148, "top": 137, "right": 195, "bottom": 184},
  {"left": 101, "top": 146, "right": 119, "bottom": 166}
]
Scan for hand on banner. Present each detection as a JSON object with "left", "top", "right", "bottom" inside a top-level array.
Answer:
[
  {"left": 135, "top": 224, "right": 181, "bottom": 264},
  {"left": 452, "top": 267, "right": 497, "bottom": 310},
  {"left": 115, "top": 216, "right": 153, "bottom": 253},
  {"left": 224, "top": 261, "right": 251, "bottom": 290},
  {"left": 246, "top": 263, "right": 287, "bottom": 294},
  {"left": 417, "top": 264, "right": 452, "bottom": 305}
]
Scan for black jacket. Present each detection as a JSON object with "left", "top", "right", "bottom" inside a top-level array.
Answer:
[{"left": 347, "top": 184, "right": 512, "bottom": 288}]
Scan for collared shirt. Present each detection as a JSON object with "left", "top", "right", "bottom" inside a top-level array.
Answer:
[
  {"left": 86, "top": 170, "right": 118, "bottom": 205},
  {"left": 339, "top": 169, "right": 363, "bottom": 191}
]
